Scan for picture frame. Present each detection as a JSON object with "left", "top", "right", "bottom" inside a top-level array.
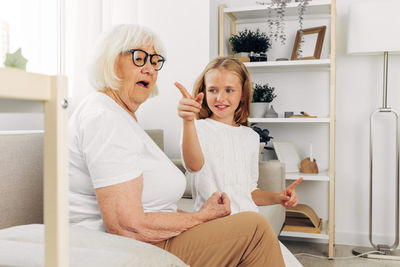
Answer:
[
  {"left": 273, "top": 141, "right": 301, "bottom": 172},
  {"left": 291, "top": 26, "right": 326, "bottom": 60}
]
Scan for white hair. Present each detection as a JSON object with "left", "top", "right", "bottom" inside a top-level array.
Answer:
[{"left": 88, "top": 24, "right": 166, "bottom": 96}]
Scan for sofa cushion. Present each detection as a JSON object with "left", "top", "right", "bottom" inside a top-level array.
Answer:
[{"left": 0, "top": 224, "right": 188, "bottom": 267}]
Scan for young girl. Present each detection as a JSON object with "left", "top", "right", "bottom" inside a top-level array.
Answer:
[{"left": 176, "top": 57, "right": 302, "bottom": 214}]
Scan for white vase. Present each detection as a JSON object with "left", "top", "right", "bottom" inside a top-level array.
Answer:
[
  {"left": 250, "top": 103, "right": 269, "bottom": 118},
  {"left": 265, "top": 105, "right": 278, "bottom": 118},
  {"left": 262, "top": 148, "right": 278, "bottom": 161},
  {"left": 259, "top": 142, "right": 266, "bottom": 162}
]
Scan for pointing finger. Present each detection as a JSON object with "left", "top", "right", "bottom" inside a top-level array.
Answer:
[
  {"left": 287, "top": 177, "right": 303, "bottom": 191},
  {"left": 175, "top": 82, "right": 192, "bottom": 99},
  {"left": 195, "top": 92, "right": 204, "bottom": 105}
]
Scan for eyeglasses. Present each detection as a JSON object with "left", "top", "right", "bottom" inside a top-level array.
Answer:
[{"left": 125, "top": 49, "right": 166, "bottom": 71}]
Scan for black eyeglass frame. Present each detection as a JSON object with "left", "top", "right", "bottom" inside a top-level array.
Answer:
[{"left": 125, "top": 49, "right": 166, "bottom": 71}]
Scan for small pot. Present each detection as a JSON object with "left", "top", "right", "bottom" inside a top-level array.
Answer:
[
  {"left": 259, "top": 52, "right": 268, "bottom": 61},
  {"left": 234, "top": 52, "right": 250, "bottom": 62},
  {"left": 249, "top": 52, "right": 260, "bottom": 62},
  {"left": 250, "top": 102, "right": 269, "bottom": 118}
]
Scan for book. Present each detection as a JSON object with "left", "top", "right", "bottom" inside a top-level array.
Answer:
[{"left": 282, "top": 204, "right": 322, "bottom": 233}]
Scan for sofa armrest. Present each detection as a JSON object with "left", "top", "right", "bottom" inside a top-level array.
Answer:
[
  {"left": 257, "top": 160, "right": 286, "bottom": 235},
  {"left": 258, "top": 160, "right": 285, "bottom": 193}
]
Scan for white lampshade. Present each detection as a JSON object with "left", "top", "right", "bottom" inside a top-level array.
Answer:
[{"left": 347, "top": 0, "right": 400, "bottom": 55}]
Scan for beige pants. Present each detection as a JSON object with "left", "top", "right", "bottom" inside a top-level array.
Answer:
[{"left": 155, "top": 211, "right": 285, "bottom": 267}]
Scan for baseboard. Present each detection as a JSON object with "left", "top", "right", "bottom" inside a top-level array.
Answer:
[{"left": 335, "top": 231, "right": 396, "bottom": 247}]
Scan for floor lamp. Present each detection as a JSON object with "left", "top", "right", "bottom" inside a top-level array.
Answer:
[{"left": 347, "top": 0, "right": 400, "bottom": 260}]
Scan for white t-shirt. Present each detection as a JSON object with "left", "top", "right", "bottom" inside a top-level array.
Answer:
[
  {"left": 183, "top": 118, "right": 260, "bottom": 214},
  {"left": 69, "top": 92, "right": 186, "bottom": 231}
]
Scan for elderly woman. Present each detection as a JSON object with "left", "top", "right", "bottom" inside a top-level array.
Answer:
[{"left": 68, "top": 24, "right": 284, "bottom": 267}]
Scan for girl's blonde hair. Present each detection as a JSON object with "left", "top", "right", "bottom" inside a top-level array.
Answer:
[{"left": 193, "top": 57, "right": 253, "bottom": 125}]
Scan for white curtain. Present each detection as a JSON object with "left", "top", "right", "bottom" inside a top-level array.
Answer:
[{"left": 64, "top": 0, "right": 138, "bottom": 112}]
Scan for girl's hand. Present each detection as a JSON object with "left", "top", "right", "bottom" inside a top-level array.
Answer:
[
  {"left": 278, "top": 177, "right": 303, "bottom": 208},
  {"left": 175, "top": 82, "right": 204, "bottom": 122}
]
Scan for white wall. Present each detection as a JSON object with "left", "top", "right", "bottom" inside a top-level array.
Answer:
[{"left": 135, "top": 0, "right": 211, "bottom": 158}]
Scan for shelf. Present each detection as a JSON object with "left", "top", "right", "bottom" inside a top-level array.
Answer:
[
  {"left": 286, "top": 172, "right": 330, "bottom": 182},
  {"left": 249, "top": 118, "right": 330, "bottom": 123},
  {"left": 280, "top": 220, "right": 329, "bottom": 240},
  {"left": 244, "top": 59, "right": 330, "bottom": 72},
  {"left": 224, "top": 0, "right": 331, "bottom": 22}
]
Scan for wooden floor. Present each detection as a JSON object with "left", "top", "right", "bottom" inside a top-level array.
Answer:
[{"left": 281, "top": 239, "right": 400, "bottom": 267}]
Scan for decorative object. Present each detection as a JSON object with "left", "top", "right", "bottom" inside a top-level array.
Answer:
[
  {"left": 289, "top": 111, "right": 317, "bottom": 118},
  {"left": 284, "top": 111, "right": 294, "bottom": 118},
  {"left": 283, "top": 204, "right": 322, "bottom": 234},
  {"left": 257, "top": 0, "right": 310, "bottom": 45},
  {"left": 265, "top": 105, "right": 278, "bottom": 118},
  {"left": 4, "top": 48, "right": 27, "bottom": 70},
  {"left": 291, "top": 26, "right": 326, "bottom": 60},
  {"left": 229, "top": 29, "right": 271, "bottom": 62},
  {"left": 1, "top": 21, "right": 9, "bottom": 67},
  {"left": 250, "top": 83, "right": 276, "bottom": 117},
  {"left": 347, "top": 0, "right": 400, "bottom": 260},
  {"left": 273, "top": 141, "right": 301, "bottom": 172},
  {"left": 300, "top": 158, "right": 318, "bottom": 173}
]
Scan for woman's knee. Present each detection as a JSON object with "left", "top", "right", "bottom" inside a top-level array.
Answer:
[{"left": 232, "top": 211, "right": 275, "bottom": 235}]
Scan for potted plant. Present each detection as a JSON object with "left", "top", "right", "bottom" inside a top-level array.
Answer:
[
  {"left": 229, "top": 29, "right": 271, "bottom": 62},
  {"left": 250, "top": 83, "right": 277, "bottom": 118},
  {"left": 251, "top": 125, "right": 276, "bottom": 161}
]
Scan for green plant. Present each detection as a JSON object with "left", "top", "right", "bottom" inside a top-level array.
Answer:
[
  {"left": 252, "top": 83, "right": 276, "bottom": 103},
  {"left": 229, "top": 29, "right": 271, "bottom": 53},
  {"left": 251, "top": 125, "right": 274, "bottom": 149},
  {"left": 257, "top": 0, "right": 310, "bottom": 46}
]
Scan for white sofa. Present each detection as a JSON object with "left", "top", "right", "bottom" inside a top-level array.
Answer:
[{"left": 0, "top": 130, "right": 285, "bottom": 266}]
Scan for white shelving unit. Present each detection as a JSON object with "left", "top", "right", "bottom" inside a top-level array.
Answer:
[{"left": 219, "top": 0, "right": 336, "bottom": 258}]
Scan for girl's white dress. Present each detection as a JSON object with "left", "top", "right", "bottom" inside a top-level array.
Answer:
[
  {"left": 184, "top": 118, "right": 260, "bottom": 214},
  {"left": 182, "top": 118, "right": 303, "bottom": 267}
]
